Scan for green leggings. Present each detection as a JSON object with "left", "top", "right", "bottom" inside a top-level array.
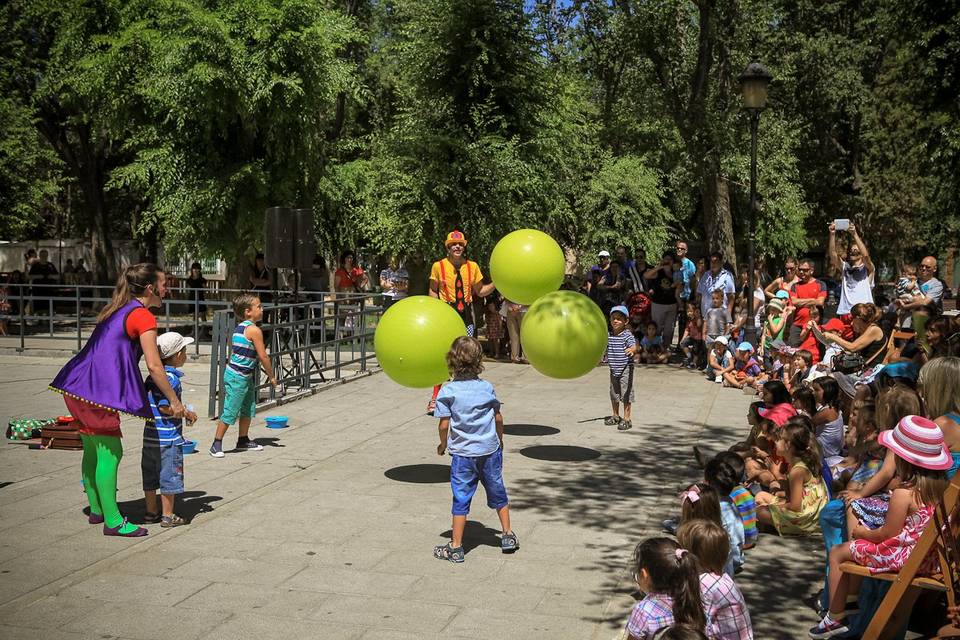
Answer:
[{"left": 80, "top": 434, "right": 137, "bottom": 533}]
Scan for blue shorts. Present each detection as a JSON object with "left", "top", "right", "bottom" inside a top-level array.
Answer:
[
  {"left": 141, "top": 444, "right": 184, "bottom": 494},
  {"left": 221, "top": 369, "right": 256, "bottom": 426},
  {"left": 450, "top": 449, "right": 509, "bottom": 516}
]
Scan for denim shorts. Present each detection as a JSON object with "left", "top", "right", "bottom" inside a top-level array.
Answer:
[
  {"left": 450, "top": 449, "right": 509, "bottom": 516},
  {"left": 221, "top": 369, "right": 256, "bottom": 426},
  {"left": 141, "top": 444, "right": 185, "bottom": 494}
]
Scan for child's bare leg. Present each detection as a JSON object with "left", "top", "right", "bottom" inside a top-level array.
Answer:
[
  {"left": 214, "top": 420, "right": 230, "bottom": 440},
  {"left": 161, "top": 494, "right": 176, "bottom": 518},
  {"left": 722, "top": 371, "right": 740, "bottom": 387},
  {"left": 755, "top": 504, "right": 773, "bottom": 527},
  {"left": 623, "top": 403, "right": 632, "bottom": 422},
  {"left": 611, "top": 400, "right": 621, "bottom": 419},
  {"left": 827, "top": 543, "right": 856, "bottom": 616},
  {"left": 845, "top": 505, "right": 860, "bottom": 538},
  {"left": 144, "top": 490, "right": 158, "bottom": 515},
  {"left": 237, "top": 416, "right": 252, "bottom": 439},
  {"left": 496, "top": 505, "right": 512, "bottom": 534},
  {"left": 451, "top": 514, "right": 467, "bottom": 548}
]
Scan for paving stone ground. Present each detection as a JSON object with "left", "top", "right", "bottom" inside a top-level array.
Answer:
[{"left": 0, "top": 355, "right": 824, "bottom": 639}]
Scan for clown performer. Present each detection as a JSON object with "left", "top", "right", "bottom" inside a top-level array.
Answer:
[
  {"left": 426, "top": 230, "right": 496, "bottom": 414},
  {"left": 50, "top": 264, "right": 196, "bottom": 537}
]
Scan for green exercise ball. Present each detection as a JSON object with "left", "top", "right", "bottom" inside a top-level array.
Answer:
[
  {"left": 374, "top": 296, "right": 467, "bottom": 388},
  {"left": 489, "top": 229, "right": 565, "bottom": 305},
  {"left": 520, "top": 290, "right": 607, "bottom": 379}
]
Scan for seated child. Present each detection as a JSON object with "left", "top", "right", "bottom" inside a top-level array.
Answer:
[
  {"left": 680, "top": 483, "right": 744, "bottom": 577},
  {"left": 640, "top": 321, "right": 668, "bottom": 364},
  {"left": 142, "top": 332, "right": 198, "bottom": 527},
  {"left": 744, "top": 417, "right": 786, "bottom": 490},
  {"left": 722, "top": 342, "right": 761, "bottom": 390},
  {"left": 433, "top": 336, "right": 517, "bottom": 562},
  {"left": 797, "top": 306, "right": 824, "bottom": 365},
  {"left": 706, "top": 336, "right": 733, "bottom": 383},
  {"left": 755, "top": 417, "right": 829, "bottom": 536},
  {"left": 679, "top": 303, "right": 705, "bottom": 369},
  {"left": 624, "top": 537, "right": 707, "bottom": 640},
  {"left": 709, "top": 453, "right": 759, "bottom": 550},
  {"left": 786, "top": 349, "right": 814, "bottom": 392},
  {"left": 811, "top": 416, "right": 950, "bottom": 638},
  {"left": 676, "top": 519, "right": 753, "bottom": 640}
]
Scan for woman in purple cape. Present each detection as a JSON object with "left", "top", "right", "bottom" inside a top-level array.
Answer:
[{"left": 50, "top": 264, "right": 192, "bottom": 536}]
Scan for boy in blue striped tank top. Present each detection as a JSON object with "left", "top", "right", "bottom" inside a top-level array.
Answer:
[
  {"left": 605, "top": 306, "right": 637, "bottom": 431},
  {"left": 210, "top": 294, "right": 277, "bottom": 458}
]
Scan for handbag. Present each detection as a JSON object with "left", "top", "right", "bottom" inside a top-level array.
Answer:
[{"left": 833, "top": 351, "right": 865, "bottom": 375}]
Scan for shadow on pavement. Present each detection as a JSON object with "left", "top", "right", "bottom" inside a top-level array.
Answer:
[
  {"left": 384, "top": 463, "right": 450, "bottom": 484},
  {"left": 518, "top": 445, "right": 601, "bottom": 462},
  {"left": 113, "top": 490, "right": 223, "bottom": 524},
  {"left": 503, "top": 424, "right": 561, "bottom": 437},
  {"left": 440, "top": 520, "right": 503, "bottom": 554}
]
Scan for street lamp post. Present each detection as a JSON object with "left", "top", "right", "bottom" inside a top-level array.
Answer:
[{"left": 739, "top": 60, "right": 772, "bottom": 348}]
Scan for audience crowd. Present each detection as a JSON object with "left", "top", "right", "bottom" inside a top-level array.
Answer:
[{"left": 608, "top": 227, "right": 960, "bottom": 639}]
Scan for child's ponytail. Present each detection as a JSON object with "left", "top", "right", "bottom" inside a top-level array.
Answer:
[
  {"left": 97, "top": 263, "right": 161, "bottom": 322},
  {"left": 672, "top": 547, "right": 707, "bottom": 630},
  {"left": 634, "top": 538, "right": 706, "bottom": 632}
]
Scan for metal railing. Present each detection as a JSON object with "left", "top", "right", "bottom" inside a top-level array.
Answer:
[
  {"left": 0, "top": 283, "right": 333, "bottom": 355},
  {"left": 207, "top": 295, "right": 382, "bottom": 418}
]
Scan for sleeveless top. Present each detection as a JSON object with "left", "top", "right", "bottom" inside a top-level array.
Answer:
[
  {"left": 861, "top": 327, "right": 887, "bottom": 367},
  {"left": 228, "top": 320, "right": 257, "bottom": 377},
  {"left": 49, "top": 300, "right": 152, "bottom": 417}
]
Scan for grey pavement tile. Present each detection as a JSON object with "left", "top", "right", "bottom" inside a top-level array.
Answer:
[
  {"left": 0, "top": 594, "right": 112, "bottom": 630},
  {"left": 175, "top": 581, "right": 285, "bottom": 611},
  {"left": 256, "top": 541, "right": 394, "bottom": 571},
  {"left": 57, "top": 573, "right": 210, "bottom": 606},
  {"left": 0, "top": 624, "right": 99, "bottom": 640},
  {"left": 62, "top": 600, "right": 229, "bottom": 640},
  {"left": 282, "top": 566, "right": 420, "bottom": 598},
  {"left": 195, "top": 613, "right": 363, "bottom": 640},
  {"left": 108, "top": 549, "right": 200, "bottom": 576},
  {"left": 372, "top": 549, "right": 505, "bottom": 580},
  {"left": 310, "top": 594, "right": 460, "bottom": 632},
  {"left": 164, "top": 556, "right": 307, "bottom": 587},
  {"left": 402, "top": 575, "right": 547, "bottom": 613},
  {"left": 442, "top": 607, "right": 599, "bottom": 640}
]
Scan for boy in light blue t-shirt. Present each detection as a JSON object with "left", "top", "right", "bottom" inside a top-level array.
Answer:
[{"left": 433, "top": 336, "right": 517, "bottom": 563}]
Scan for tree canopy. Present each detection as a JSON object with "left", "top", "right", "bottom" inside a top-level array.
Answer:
[{"left": 1, "top": 0, "right": 957, "bottom": 282}]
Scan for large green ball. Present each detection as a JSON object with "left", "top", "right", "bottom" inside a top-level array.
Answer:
[
  {"left": 489, "top": 229, "right": 565, "bottom": 305},
  {"left": 520, "top": 290, "right": 608, "bottom": 379},
  {"left": 374, "top": 296, "right": 467, "bottom": 388}
]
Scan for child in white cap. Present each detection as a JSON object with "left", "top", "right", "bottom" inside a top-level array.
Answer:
[{"left": 141, "top": 331, "right": 194, "bottom": 527}]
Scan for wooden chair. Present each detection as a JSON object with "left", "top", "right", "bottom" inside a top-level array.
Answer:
[
  {"left": 839, "top": 473, "right": 960, "bottom": 639},
  {"left": 882, "top": 329, "right": 917, "bottom": 364}
]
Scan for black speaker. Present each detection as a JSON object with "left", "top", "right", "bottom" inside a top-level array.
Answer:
[
  {"left": 264, "top": 207, "right": 294, "bottom": 268},
  {"left": 291, "top": 208, "right": 316, "bottom": 270}
]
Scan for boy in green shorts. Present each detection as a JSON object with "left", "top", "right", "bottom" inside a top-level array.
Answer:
[{"left": 209, "top": 294, "right": 277, "bottom": 458}]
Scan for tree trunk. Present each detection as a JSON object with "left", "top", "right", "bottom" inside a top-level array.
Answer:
[
  {"left": 700, "top": 170, "right": 736, "bottom": 271},
  {"left": 81, "top": 173, "right": 117, "bottom": 285}
]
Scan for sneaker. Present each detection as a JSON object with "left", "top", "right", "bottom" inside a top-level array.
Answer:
[
  {"left": 433, "top": 543, "right": 465, "bottom": 563},
  {"left": 808, "top": 614, "right": 849, "bottom": 639},
  {"left": 661, "top": 517, "right": 679, "bottom": 535},
  {"left": 617, "top": 420, "right": 632, "bottom": 431},
  {"left": 500, "top": 532, "right": 519, "bottom": 553},
  {"left": 603, "top": 416, "right": 621, "bottom": 426},
  {"left": 715, "top": 377, "right": 723, "bottom": 384},
  {"left": 237, "top": 438, "right": 263, "bottom": 451},
  {"left": 209, "top": 443, "right": 224, "bottom": 458}
]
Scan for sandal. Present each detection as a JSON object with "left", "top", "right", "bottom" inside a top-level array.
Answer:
[
  {"left": 161, "top": 514, "right": 186, "bottom": 528},
  {"left": 500, "top": 532, "right": 519, "bottom": 553},
  {"left": 603, "top": 416, "right": 621, "bottom": 426},
  {"left": 143, "top": 512, "right": 161, "bottom": 524},
  {"left": 433, "top": 543, "right": 464, "bottom": 563}
]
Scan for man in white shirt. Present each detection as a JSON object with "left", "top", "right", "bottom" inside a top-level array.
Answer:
[
  {"left": 828, "top": 221, "right": 874, "bottom": 317},
  {"left": 695, "top": 251, "right": 736, "bottom": 318}
]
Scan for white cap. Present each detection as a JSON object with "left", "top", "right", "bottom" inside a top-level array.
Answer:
[
  {"left": 157, "top": 332, "right": 194, "bottom": 359},
  {"left": 713, "top": 335, "right": 729, "bottom": 346},
  {"left": 597, "top": 250, "right": 611, "bottom": 257}
]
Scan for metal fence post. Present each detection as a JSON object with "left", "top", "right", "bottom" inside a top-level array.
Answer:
[
  {"left": 193, "top": 289, "right": 199, "bottom": 347},
  {"left": 359, "top": 298, "right": 367, "bottom": 372},
  {"left": 18, "top": 285, "right": 25, "bottom": 352},
  {"left": 75, "top": 285, "right": 82, "bottom": 352},
  {"left": 48, "top": 293, "right": 54, "bottom": 337}
]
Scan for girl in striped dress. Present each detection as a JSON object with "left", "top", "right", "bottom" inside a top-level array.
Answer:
[{"left": 209, "top": 294, "right": 277, "bottom": 458}]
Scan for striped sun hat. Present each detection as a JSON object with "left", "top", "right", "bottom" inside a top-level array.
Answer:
[{"left": 878, "top": 415, "right": 953, "bottom": 471}]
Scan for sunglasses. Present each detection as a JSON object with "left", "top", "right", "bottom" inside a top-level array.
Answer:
[{"left": 798, "top": 267, "right": 812, "bottom": 273}]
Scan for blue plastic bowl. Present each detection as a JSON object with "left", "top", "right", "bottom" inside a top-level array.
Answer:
[
  {"left": 182, "top": 440, "right": 198, "bottom": 454},
  {"left": 265, "top": 416, "right": 289, "bottom": 429}
]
